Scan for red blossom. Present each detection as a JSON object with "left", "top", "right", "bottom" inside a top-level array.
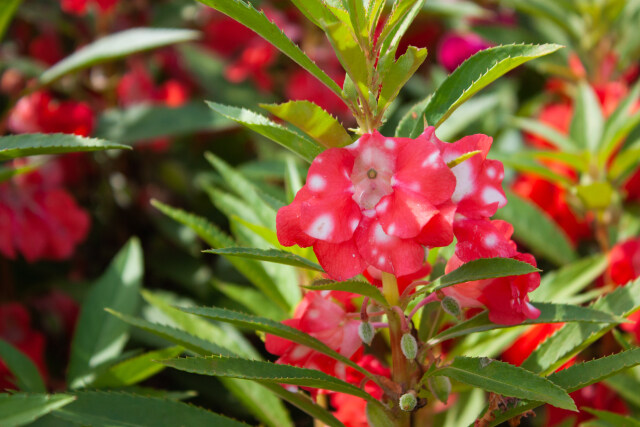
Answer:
[
  {"left": 61, "top": 0, "right": 118, "bottom": 15},
  {"left": 607, "top": 238, "right": 640, "bottom": 342},
  {"left": 502, "top": 323, "right": 564, "bottom": 366},
  {"left": 547, "top": 383, "right": 628, "bottom": 426},
  {"left": 276, "top": 130, "right": 457, "bottom": 280},
  {"left": 437, "top": 32, "right": 492, "bottom": 73}
]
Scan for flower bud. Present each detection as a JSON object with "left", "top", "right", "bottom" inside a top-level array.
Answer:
[
  {"left": 400, "top": 333, "right": 418, "bottom": 360},
  {"left": 441, "top": 295, "right": 461, "bottom": 317},
  {"left": 399, "top": 392, "right": 417, "bottom": 412},
  {"left": 358, "top": 322, "right": 375, "bottom": 345},
  {"left": 428, "top": 375, "right": 452, "bottom": 404}
]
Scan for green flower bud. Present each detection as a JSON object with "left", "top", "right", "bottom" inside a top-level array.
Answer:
[
  {"left": 400, "top": 333, "right": 418, "bottom": 360},
  {"left": 399, "top": 392, "right": 417, "bottom": 412},
  {"left": 428, "top": 375, "right": 452, "bottom": 404},
  {"left": 441, "top": 296, "right": 461, "bottom": 317},
  {"left": 358, "top": 322, "right": 375, "bottom": 345}
]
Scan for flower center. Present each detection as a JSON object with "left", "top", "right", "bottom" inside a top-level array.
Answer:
[
  {"left": 351, "top": 145, "right": 395, "bottom": 210},
  {"left": 367, "top": 168, "right": 377, "bottom": 179}
]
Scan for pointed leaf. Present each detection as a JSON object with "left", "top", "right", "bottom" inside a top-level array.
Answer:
[
  {"left": 206, "top": 102, "right": 323, "bottom": 162},
  {"left": 205, "top": 247, "right": 323, "bottom": 272},
  {"left": 494, "top": 189, "right": 577, "bottom": 265},
  {"left": 395, "top": 96, "right": 430, "bottom": 137},
  {"left": 196, "top": 0, "right": 343, "bottom": 97},
  {"left": 0, "top": 394, "right": 75, "bottom": 427},
  {"left": 162, "top": 355, "right": 377, "bottom": 402},
  {"left": 510, "top": 117, "right": 577, "bottom": 152},
  {"left": 40, "top": 28, "right": 199, "bottom": 84},
  {"left": 431, "top": 303, "right": 624, "bottom": 343},
  {"left": 67, "top": 238, "right": 143, "bottom": 389},
  {"left": 402, "top": 43, "right": 563, "bottom": 138},
  {"left": 599, "top": 80, "right": 640, "bottom": 164},
  {"left": 0, "top": 134, "right": 130, "bottom": 161},
  {"left": 261, "top": 101, "right": 352, "bottom": 148},
  {"left": 433, "top": 257, "right": 540, "bottom": 290},
  {"left": 302, "top": 279, "right": 387, "bottom": 306},
  {"left": 569, "top": 81, "right": 604, "bottom": 151},
  {"left": 0, "top": 0, "right": 21, "bottom": 42},
  {"left": 263, "top": 384, "right": 345, "bottom": 427},
  {"left": 378, "top": 46, "right": 428, "bottom": 112},
  {"left": 427, "top": 356, "right": 576, "bottom": 410},
  {"left": 366, "top": 400, "right": 396, "bottom": 427},
  {"left": 324, "top": 21, "right": 369, "bottom": 97},
  {"left": 0, "top": 339, "right": 46, "bottom": 392},
  {"left": 178, "top": 306, "right": 378, "bottom": 382},
  {"left": 53, "top": 391, "right": 248, "bottom": 427}
]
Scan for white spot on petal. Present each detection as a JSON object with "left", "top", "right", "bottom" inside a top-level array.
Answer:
[
  {"left": 376, "top": 199, "right": 390, "bottom": 212},
  {"left": 422, "top": 151, "right": 440, "bottom": 167},
  {"left": 486, "top": 167, "right": 497, "bottom": 179},
  {"left": 385, "top": 139, "right": 396, "bottom": 149},
  {"left": 485, "top": 234, "right": 498, "bottom": 248},
  {"left": 374, "top": 223, "right": 393, "bottom": 244},
  {"left": 482, "top": 187, "right": 506, "bottom": 206},
  {"left": 378, "top": 255, "right": 386, "bottom": 265},
  {"left": 306, "top": 214, "right": 335, "bottom": 240},
  {"left": 387, "top": 224, "right": 396, "bottom": 235},
  {"left": 451, "top": 162, "right": 475, "bottom": 203},
  {"left": 350, "top": 218, "right": 359, "bottom": 232},
  {"left": 290, "top": 346, "right": 311, "bottom": 361},
  {"left": 307, "top": 309, "right": 320, "bottom": 319},
  {"left": 308, "top": 175, "right": 326, "bottom": 192}
]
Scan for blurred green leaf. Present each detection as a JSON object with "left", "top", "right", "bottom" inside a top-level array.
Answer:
[
  {"left": 570, "top": 82, "right": 604, "bottom": 151},
  {"left": 302, "top": 279, "right": 387, "bottom": 306},
  {"left": 433, "top": 257, "right": 540, "bottom": 290},
  {"left": 582, "top": 409, "right": 640, "bottom": 427},
  {"left": 426, "top": 357, "right": 576, "bottom": 410},
  {"left": 366, "top": 401, "right": 396, "bottom": 427},
  {"left": 490, "top": 151, "right": 574, "bottom": 186},
  {"left": 510, "top": 117, "right": 577, "bottom": 152},
  {"left": 0, "top": 394, "right": 75, "bottom": 427},
  {"left": 196, "top": 0, "right": 344, "bottom": 97},
  {"left": 67, "top": 238, "right": 143, "bottom": 389},
  {"left": 40, "top": 28, "right": 199, "bottom": 84},
  {"left": 0, "top": 162, "right": 39, "bottom": 183},
  {"left": 261, "top": 101, "right": 352, "bottom": 148},
  {"left": 576, "top": 182, "right": 614, "bottom": 210},
  {"left": 530, "top": 254, "right": 607, "bottom": 302},
  {"left": 599, "top": 80, "right": 640, "bottom": 163},
  {"left": 0, "top": 339, "right": 46, "bottom": 392},
  {"left": 53, "top": 391, "right": 248, "bottom": 426},
  {"left": 401, "top": 44, "right": 562, "bottom": 138},
  {"left": 395, "top": 96, "right": 430, "bottom": 137},
  {"left": 0, "top": 0, "right": 21, "bottom": 42},
  {"left": 0, "top": 134, "right": 130, "bottom": 161},
  {"left": 206, "top": 102, "right": 323, "bottom": 163},
  {"left": 205, "top": 248, "right": 323, "bottom": 272},
  {"left": 609, "top": 142, "right": 640, "bottom": 181},
  {"left": 494, "top": 190, "right": 577, "bottom": 265},
  {"left": 378, "top": 46, "right": 428, "bottom": 112},
  {"left": 212, "top": 279, "right": 285, "bottom": 320}
]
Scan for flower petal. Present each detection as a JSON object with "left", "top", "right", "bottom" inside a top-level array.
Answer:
[
  {"left": 314, "top": 239, "right": 366, "bottom": 281},
  {"left": 376, "top": 187, "right": 438, "bottom": 239}
]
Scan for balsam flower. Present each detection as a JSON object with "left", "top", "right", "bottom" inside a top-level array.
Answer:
[{"left": 277, "top": 130, "right": 456, "bottom": 280}]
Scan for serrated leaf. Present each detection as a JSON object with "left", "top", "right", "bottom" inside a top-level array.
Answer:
[
  {"left": 94, "top": 103, "right": 233, "bottom": 145},
  {"left": 264, "top": 385, "right": 345, "bottom": 427},
  {"left": 0, "top": 0, "right": 21, "bottom": 42},
  {"left": 0, "top": 394, "right": 75, "bottom": 427},
  {"left": 403, "top": 44, "right": 562, "bottom": 137},
  {"left": 395, "top": 96, "right": 430, "bottom": 137},
  {"left": 433, "top": 257, "right": 540, "bottom": 290},
  {"left": 302, "top": 279, "right": 387, "bottom": 306},
  {"left": 431, "top": 303, "right": 624, "bottom": 343},
  {"left": 428, "top": 357, "right": 576, "bottom": 410},
  {"left": 378, "top": 46, "right": 428, "bottom": 112},
  {"left": 52, "top": 391, "right": 248, "bottom": 427},
  {"left": 92, "top": 346, "right": 184, "bottom": 388},
  {"left": 178, "top": 306, "right": 378, "bottom": 382},
  {"left": 521, "top": 278, "right": 640, "bottom": 375},
  {"left": 67, "top": 238, "right": 143, "bottom": 389},
  {"left": 196, "top": 0, "right": 344, "bottom": 97},
  {"left": 0, "top": 134, "right": 130, "bottom": 161},
  {"left": 0, "top": 339, "right": 46, "bottom": 392},
  {"left": 261, "top": 101, "right": 352, "bottom": 148},
  {"left": 40, "top": 28, "right": 199, "bottom": 84},
  {"left": 510, "top": 117, "right": 577, "bottom": 152},
  {"left": 494, "top": 189, "right": 577, "bottom": 265},
  {"left": 162, "top": 355, "right": 377, "bottom": 402},
  {"left": 570, "top": 81, "right": 604, "bottom": 151},
  {"left": 324, "top": 20, "right": 369, "bottom": 98},
  {"left": 205, "top": 247, "right": 323, "bottom": 272},
  {"left": 151, "top": 200, "right": 290, "bottom": 312},
  {"left": 206, "top": 102, "right": 323, "bottom": 163}
]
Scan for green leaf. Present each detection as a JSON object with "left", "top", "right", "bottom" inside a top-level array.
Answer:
[
  {"left": 67, "top": 238, "right": 143, "bottom": 389},
  {"left": 324, "top": 20, "right": 369, "bottom": 97},
  {"left": 178, "top": 306, "right": 378, "bottom": 382},
  {"left": 395, "top": 96, "right": 430, "bottom": 137},
  {"left": 212, "top": 279, "right": 286, "bottom": 320},
  {"left": 433, "top": 257, "right": 540, "bottom": 290},
  {"left": 490, "top": 151, "right": 574, "bottom": 186},
  {"left": 431, "top": 303, "right": 624, "bottom": 343},
  {"left": 260, "top": 101, "right": 352, "bottom": 148},
  {"left": 94, "top": 103, "right": 233, "bottom": 145},
  {"left": 0, "top": 394, "right": 75, "bottom": 427},
  {"left": 302, "top": 279, "right": 387, "bottom": 306},
  {"left": 161, "top": 355, "right": 377, "bottom": 402},
  {"left": 205, "top": 247, "right": 323, "bottom": 272},
  {"left": 599, "top": 81, "right": 640, "bottom": 165},
  {"left": 0, "top": 0, "right": 21, "bottom": 42},
  {"left": 263, "top": 385, "right": 345, "bottom": 427},
  {"left": 609, "top": 143, "right": 640, "bottom": 181},
  {"left": 151, "top": 200, "right": 290, "bottom": 312},
  {"left": 40, "top": 28, "right": 199, "bottom": 85},
  {"left": 0, "top": 162, "right": 39, "bottom": 184},
  {"left": 427, "top": 357, "right": 576, "bottom": 410},
  {"left": 582, "top": 409, "right": 640, "bottom": 427},
  {"left": 378, "top": 46, "right": 428, "bottom": 112},
  {"left": 92, "top": 346, "right": 184, "bottom": 388},
  {"left": 206, "top": 102, "right": 323, "bottom": 163},
  {"left": 366, "top": 400, "right": 396, "bottom": 427},
  {"left": 404, "top": 44, "right": 562, "bottom": 137},
  {"left": 195, "top": 0, "right": 344, "bottom": 97},
  {"left": 521, "top": 278, "right": 640, "bottom": 375},
  {"left": 0, "top": 134, "right": 130, "bottom": 161},
  {"left": 0, "top": 339, "right": 46, "bottom": 392},
  {"left": 569, "top": 82, "right": 604, "bottom": 151},
  {"left": 53, "top": 391, "right": 248, "bottom": 427},
  {"left": 530, "top": 254, "right": 607, "bottom": 302},
  {"left": 494, "top": 189, "right": 577, "bottom": 265},
  {"left": 576, "top": 182, "right": 614, "bottom": 210},
  {"left": 287, "top": 0, "right": 339, "bottom": 29},
  {"left": 509, "top": 117, "right": 577, "bottom": 153}
]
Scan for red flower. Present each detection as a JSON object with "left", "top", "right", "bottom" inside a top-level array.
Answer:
[
  {"left": 32, "top": 291, "right": 80, "bottom": 338},
  {"left": 61, "top": 0, "right": 118, "bottom": 15},
  {"left": 0, "top": 167, "right": 90, "bottom": 262},
  {"left": 28, "top": 32, "right": 64, "bottom": 66},
  {"left": 437, "top": 33, "right": 492, "bottom": 73},
  {"left": 442, "top": 220, "right": 541, "bottom": 325},
  {"left": 607, "top": 238, "right": 640, "bottom": 342},
  {"left": 8, "top": 91, "right": 94, "bottom": 136},
  {"left": 547, "top": 383, "right": 628, "bottom": 426},
  {"left": 265, "top": 291, "right": 362, "bottom": 381},
  {"left": 285, "top": 69, "right": 351, "bottom": 122},
  {"left": 0, "top": 303, "right": 47, "bottom": 390},
  {"left": 277, "top": 130, "right": 457, "bottom": 280},
  {"left": 502, "top": 323, "right": 564, "bottom": 366}
]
